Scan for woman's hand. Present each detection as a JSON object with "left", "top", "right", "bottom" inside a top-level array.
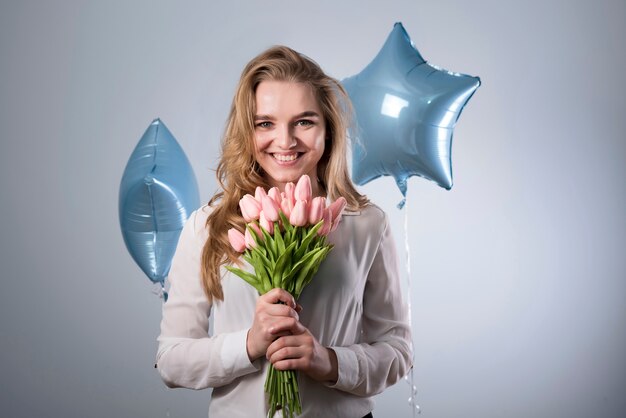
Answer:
[
  {"left": 265, "top": 320, "right": 339, "bottom": 384},
  {"left": 246, "top": 288, "right": 301, "bottom": 362}
]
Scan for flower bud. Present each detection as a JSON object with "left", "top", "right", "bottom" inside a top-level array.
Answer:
[
  {"left": 261, "top": 195, "right": 280, "bottom": 222},
  {"left": 248, "top": 222, "right": 263, "bottom": 239},
  {"left": 280, "top": 197, "right": 293, "bottom": 218},
  {"left": 255, "top": 186, "right": 268, "bottom": 202},
  {"left": 328, "top": 197, "right": 347, "bottom": 224},
  {"left": 309, "top": 196, "right": 325, "bottom": 225},
  {"left": 294, "top": 175, "right": 312, "bottom": 202},
  {"left": 259, "top": 210, "right": 274, "bottom": 235},
  {"left": 268, "top": 187, "right": 281, "bottom": 204},
  {"left": 318, "top": 208, "right": 332, "bottom": 236},
  {"left": 239, "top": 194, "right": 261, "bottom": 222},
  {"left": 244, "top": 227, "right": 257, "bottom": 249},
  {"left": 289, "top": 200, "right": 308, "bottom": 227},
  {"left": 285, "top": 182, "right": 296, "bottom": 205},
  {"left": 227, "top": 228, "right": 246, "bottom": 252}
]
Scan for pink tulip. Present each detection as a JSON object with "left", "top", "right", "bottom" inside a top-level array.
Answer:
[
  {"left": 280, "top": 197, "right": 293, "bottom": 218},
  {"left": 328, "top": 197, "right": 347, "bottom": 233},
  {"left": 289, "top": 200, "right": 308, "bottom": 227},
  {"left": 328, "top": 197, "right": 347, "bottom": 223},
  {"left": 244, "top": 227, "right": 257, "bottom": 249},
  {"left": 261, "top": 195, "right": 280, "bottom": 222},
  {"left": 285, "top": 182, "right": 296, "bottom": 205},
  {"left": 259, "top": 210, "right": 274, "bottom": 235},
  {"left": 255, "top": 186, "right": 268, "bottom": 202},
  {"left": 294, "top": 175, "right": 312, "bottom": 202},
  {"left": 309, "top": 196, "right": 325, "bottom": 224},
  {"left": 248, "top": 222, "right": 263, "bottom": 240},
  {"left": 239, "top": 194, "right": 261, "bottom": 222},
  {"left": 318, "top": 207, "right": 332, "bottom": 236},
  {"left": 268, "top": 187, "right": 281, "bottom": 204},
  {"left": 227, "top": 228, "right": 246, "bottom": 252}
]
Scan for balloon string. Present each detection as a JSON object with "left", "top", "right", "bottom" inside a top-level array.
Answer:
[
  {"left": 403, "top": 197, "right": 420, "bottom": 416},
  {"left": 151, "top": 281, "right": 169, "bottom": 302}
]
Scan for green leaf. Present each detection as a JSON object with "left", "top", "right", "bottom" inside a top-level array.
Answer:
[
  {"left": 294, "top": 247, "right": 329, "bottom": 298},
  {"left": 284, "top": 249, "right": 317, "bottom": 280},
  {"left": 279, "top": 211, "right": 292, "bottom": 234},
  {"left": 248, "top": 251, "right": 272, "bottom": 293},
  {"left": 260, "top": 227, "right": 278, "bottom": 262},
  {"left": 225, "top": 266, "right": 264, "bottom": 294},
  {"left": 250, "top": 245, "right": 271, "bottom": 267},
  {"left": 274, "top": 222, "right": 285, "bottom": 254},
  {"left": 294, "top": 221, "right": 324, "bottom": 259},
  {"left": 272, "top": 241, "right": 296, "bottom": 288}
]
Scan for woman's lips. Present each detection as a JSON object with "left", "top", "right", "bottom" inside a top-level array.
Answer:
[{"left": 271, "top": 152, "right": 301, "bottom": 163}]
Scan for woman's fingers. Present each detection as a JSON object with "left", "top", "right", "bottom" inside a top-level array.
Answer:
[
  {"left": 246, "top": 290, "right": 299, "bottom": 361},
  {"left": 261, "top": 288, "right": 296, "bottom": 308},
  {"left": 266, "top": 334, "right": 309, "bottom": 359},
  {"left": 262, "top": 302, "right": 299, "bottom": 320},
  {"left": 265, "top": 324, "right": 338, "bottom": 382},
  {"left": 268, "top": 316, "right": 306, "bottom": 336}
]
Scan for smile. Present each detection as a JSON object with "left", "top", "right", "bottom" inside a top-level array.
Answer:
[{"left": 271, "top": 153, "right": 301, "bottom": 162}]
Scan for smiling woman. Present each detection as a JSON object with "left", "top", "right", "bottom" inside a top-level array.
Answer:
[
  {"left": 155, "top": 46, "right": 412, "bottom": 418},
  {"left": 253, "top": 81, "right": 326, "bottom": 197}
]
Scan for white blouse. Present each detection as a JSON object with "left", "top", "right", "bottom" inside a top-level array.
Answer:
[{"left": 156, "top": 203, "right": 412, "bottom": 418}]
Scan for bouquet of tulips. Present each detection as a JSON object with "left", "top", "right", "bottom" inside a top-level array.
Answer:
[{"left": 226, "top": 174, "right": 346, "bottom": 418}]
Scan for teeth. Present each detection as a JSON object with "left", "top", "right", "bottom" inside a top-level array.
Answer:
[{"left": 273, "top": 153, "right": 298, "bottom": 162}]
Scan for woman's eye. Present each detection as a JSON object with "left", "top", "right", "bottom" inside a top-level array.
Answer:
[
  {"left": 256, "top": 121, "right": 273, "bottom": 128},
  {"left": 296, "top": 119, "right": 314, "bottom": 127}
]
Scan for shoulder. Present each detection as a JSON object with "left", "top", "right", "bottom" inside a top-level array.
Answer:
[
  {"left": 337, "top": 203, "right": 389, "bottom": 243},
  {"left": 343, "top": 203, "right": 388, "bottom": 227}
]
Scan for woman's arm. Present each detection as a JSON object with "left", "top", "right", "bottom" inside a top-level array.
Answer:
[
  {"left": 156, "top": 208, "right": 261, "bottom": 389},
  {"left": 326, "top": 212, "right": 413, "bottom": 396}
]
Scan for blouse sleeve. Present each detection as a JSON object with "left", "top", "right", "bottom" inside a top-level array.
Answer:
[
  {"left": 327, "top": 212, "right": 413, "bottom": 396},
  {"left": 155, "top": 208, "right": 261, "bottom": 389}
]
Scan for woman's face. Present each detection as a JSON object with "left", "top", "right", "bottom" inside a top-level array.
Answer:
[{"left": 253, "top": 80, "right": 326, "bottom": 193}]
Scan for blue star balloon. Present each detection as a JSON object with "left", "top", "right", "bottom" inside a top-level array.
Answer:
[
  {"left": 119, "top": 118, "right": 200, "bottom": 292},
  {"left": 343, "top": 22, "right": 480, "bottom": 205}
]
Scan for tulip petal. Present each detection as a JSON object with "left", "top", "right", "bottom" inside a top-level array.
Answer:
[
  {"left": 289, "top": 200, "right": 308, "bottom": 227},
  {"left": 228, "top": 228, "right": 246, "bottom": 252},
  {"left": 261, "top": 195, "right": 280, "bottom": 222},
  {"left": 294, "top": 175, "right": 312, "bottom": 202},
  {"left": 240, "top": 194, "right": 261, "bottom": 222},
  {"left": 318, "top": 208, "right": 332, "bottom": 236},
  {"left": 328, "top": 197, "right": 347, "bottom": 223},
  {"left": 309, "top": 196, "right": 325, "bottom": 224},
  {"left": 259, "top": 210, "right": 275, "bottom": 235},
  {"left": 268, "top": 187, "right": 281, "bottom": 204},
  {"left": 255, "top": 186, "right": 268, "bottom": 202}
]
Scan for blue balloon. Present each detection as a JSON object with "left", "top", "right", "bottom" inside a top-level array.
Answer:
[
  {"left": 343, "top": 22, "right": 480, "bottom": 204},
  {"left": 119, "top": 118, "right": 200, "bottom": 285}
]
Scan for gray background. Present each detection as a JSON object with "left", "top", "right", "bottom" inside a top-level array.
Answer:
[{"left": 1, "top": 0, "right": 624, "bottom": 417}]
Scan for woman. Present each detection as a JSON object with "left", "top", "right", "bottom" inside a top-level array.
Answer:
[{"left": 156, "top": 46, "right": 412, "bottom": 418}]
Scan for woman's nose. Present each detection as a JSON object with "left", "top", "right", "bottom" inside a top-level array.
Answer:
[{"left": 275, "top": 125, "right": 297, "bottom": 149}]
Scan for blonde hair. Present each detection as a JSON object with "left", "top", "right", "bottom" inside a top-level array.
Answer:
[{"left": 201, "top": 46, "right": 368, "bottom": 301}]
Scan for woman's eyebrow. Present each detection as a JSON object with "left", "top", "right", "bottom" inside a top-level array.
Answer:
[
  {"left": 254, "top": 114, "right": 275, "bottom": 121},
  {"left": 254, "top": 111, "right": 320, "bottom": 121},
  {"left": 295, "top": 111, "right": 320, "bottom": 118}
]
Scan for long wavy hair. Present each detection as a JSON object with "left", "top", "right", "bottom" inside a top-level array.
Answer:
[{"left": 201, "top": 45, "right": 369, "bottom": 301}]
